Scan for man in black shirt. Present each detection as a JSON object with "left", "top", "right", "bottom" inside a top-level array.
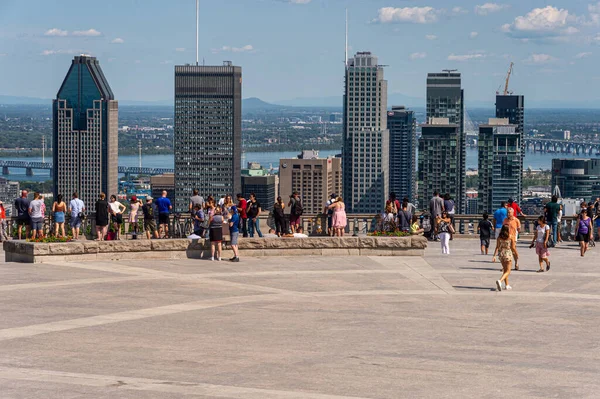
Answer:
[
  {"left": 477, "top": 213, "right": 494, "bottom": 255},
  {"left": 246, "top": 193, "right": 263, "bottom": 238},
  {"left": 14, "top": 190, "right": 31, "bottom": 240}
]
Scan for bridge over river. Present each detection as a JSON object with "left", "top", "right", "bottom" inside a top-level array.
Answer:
[
  {"left": 524, "top": 138, "right": 600, "bottom": 155},
  {"left": 0, "top": 160, "right": 173, "bottom": 177}
]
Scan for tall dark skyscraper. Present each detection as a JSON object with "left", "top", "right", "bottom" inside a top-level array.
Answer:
[
  {"left": 388, "top": 106, "right": 416, "bottom": 201},
  {"left": 343, "top": 52, "right": 389, "bottom": 213},
  {"left": 174, "top": 62, "right": 242, "bottom": 212},
  {"left": 552, "top": 159, "right": 600, "bottom": 202},
  {"left": 496, "top": 94, "right": 525, "bottom": 203},
  {"left": 53, "top": 55, "right": 118, "bottom": 207},
  {"left": 425, "top": 71, "right": 465, "bottom": 213}
]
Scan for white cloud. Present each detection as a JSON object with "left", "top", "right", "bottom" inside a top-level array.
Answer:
[
  {"left": 425, "top": 34, "right": 437, "bottom": 40},
  {"left": 502, "top": 6, "right": 576, "bottom": 40},
  {"left": 72, "top": 29, "right": 102, "bottom": 37},
  {"left": 447, "top": 53, "right": 485, "bottom": 61},
  {"left": 587, "top": 2, "right": 600, "bottom": 25},
  {"left": 575, "top": 51, "right": 592, "bottom": 58},
  {"left": 44, "top": 28, "right": 68, "bottom": 37},
  {"left": 470, "top": 31, "right": 479, "bottom": 38},
  {"left": 451, "top": 7, "right": 468, "bottom": 15},
  {"left": 374, "top": 7, "right": 439, "bottom": 24},
  {"left": 524, "top": 53, "right": 555, "bottom": 64},
  {"left": 41, "top": 49, "right": 78, "bottom": 56},
  {"left": 175, "top": 48, "right": 186, "bottom": 52},
  {"left": 409, "top": 52, "right": 427, "bottom": 60},
  {"left": 221, "top": 44, "right": 254, "bottom": 53},
  {"left": 475, "top": 3, "right": 509, "bottom": 16},
  {"left": 110, "top": 38, "right": 124, "bottom": 44}
]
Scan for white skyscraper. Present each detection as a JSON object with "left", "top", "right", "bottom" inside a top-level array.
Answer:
[{"left": 342, "top": 52, "right": 389, "bottom": 213}]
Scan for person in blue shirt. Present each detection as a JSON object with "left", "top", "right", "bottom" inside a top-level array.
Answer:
[
  {"left": 155, "top": 190, "right": 172, "bottom": 238},
  {"left": 493, "top": 202, "right": 508, "bottom": 239},
  {"left": 229, "top": 206, "right": 240, "bottom": 262}
]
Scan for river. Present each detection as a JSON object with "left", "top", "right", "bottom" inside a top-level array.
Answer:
[{"left": 0, "top": 149, "right": 593, "bottom": 182}]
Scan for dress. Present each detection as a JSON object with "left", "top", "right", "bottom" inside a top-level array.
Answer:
[
  {"left": 95, "top": 200, "right": 109, "bottom": 227},
  {"left": 332, "top": 204, "right": 347, "bottom": 228},
  {"left": 497, "top": 239, "right": 514, "bottom": 263},
  {"left": 129, "top": 202, "right": 140, "bottom": 223}
]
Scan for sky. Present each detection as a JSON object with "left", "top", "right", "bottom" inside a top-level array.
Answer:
[{"left": 1, "top": 0, "right": 600, "bottom": 105}]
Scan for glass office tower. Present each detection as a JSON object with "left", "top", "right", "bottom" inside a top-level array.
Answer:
[
  {"left": 388, "top": 106, "right": 416, "bottom": 202},
  {"left": 426, "top": 71, "right": 465, "bottom": 213},
  {"left": 174, "top": 62, "right": 242, "bottom": 212},
  {"left": 53, "top": 55, "right": 118, "bottom": 208},
  {"left": 478, "top": 119, "right": 522, "bottom": 213},
  {"left": 496, "top": 94, "right": 525, "bottom": 203},
  {"left": 552, "top": 159, "right": 600, "bottom": 202},
  {"left": 342, "top": 52, "right": 389, "bottom": 213}
]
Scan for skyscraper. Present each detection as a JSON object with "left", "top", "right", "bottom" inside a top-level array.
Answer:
[
  {"left": 552, "top": 159, "right": 600, "bottom": 202},
  {"left": 343, "top": 52, "right": 389, "bottom": 213},
  {"left": 53, "top": 55, "right": 118, "bottom": 207},
  {"left": 174, "top": 62, "right": 242, "bottom": 212},
  {"left": 478, "top": 118, "right": 522, "bottom": 213},
  {"left": 425, "top": 71, "right": 465, "bottom": 212},
  {"left": 496, "top": 94, "right": 525, "bottom": 202},
  {"left": 388, "top": 106, "right": 416, "bottom": 202},
  {"left": 418, "top": 118, "right": 461, "bottom": 206}
]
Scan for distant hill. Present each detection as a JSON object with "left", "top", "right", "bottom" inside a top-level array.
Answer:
[
  {"left": 242, "top": 97, "right": 282, "bottom": 110},
  {"left": 275, "top": 92, "right": 425, "bottom": 109},
  {"left": 0, "top": 95, "right": 51, "bottom": 105}
]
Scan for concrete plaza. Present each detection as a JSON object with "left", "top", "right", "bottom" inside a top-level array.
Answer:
[{"left": 0, "top": 238, "right": 599, "bottom": 398}]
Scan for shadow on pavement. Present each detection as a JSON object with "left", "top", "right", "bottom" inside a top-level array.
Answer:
[{"left": 453, "top": 286, "right": 496, "bottom": 291}]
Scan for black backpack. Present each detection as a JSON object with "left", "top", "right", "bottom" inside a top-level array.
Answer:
[{"left": 293, "top": 200, "right": 303, "bottom": 216}]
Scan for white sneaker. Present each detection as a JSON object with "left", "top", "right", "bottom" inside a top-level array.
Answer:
[
  {"left": 496, "top": 280, "right": 502, "bottom": 291},
  {"left": 505, "top": 285, "right": 512, "bottom": 290},
  {"left": 217, "top": 257, "right": 221, "bottom": 261},
  {"left": 210, "top": 257, "right": 214, "bottom": 261}
]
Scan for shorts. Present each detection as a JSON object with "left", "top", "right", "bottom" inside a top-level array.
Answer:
[
  {"left": 17, "top": 216, "right": 30, "bottom": 226},
  {"left": 158, "top": 212, "right": 170, "bottom": 225},
  {"left": 209, "top": 228, "right": 223, "bottom": 242},
  {"left": 70, "top": 216, "right": 82, "bottom": 228},
  {"left": 577, "top": 233, "right": 590, "bottom": 243},
  {"left": 144, "top": 219, "right": 157, "bottom": 234},
  {"left": 289, "top": 215, "right": 301, "bottom": 226},
  {"left": 230, "top": 231, "right": 239, "bottom": 245},
  {"left": 535, "top": 242, "right": 550, "bottom": 258},
  {"left": 480, "top": 238, "right": 490, "bottom": 248},
  {"left": 111, "top": 214, "right": 123, "bottom": 224},
  {"left": 31, "top": 217, "right": 44, "bottom": 231}
]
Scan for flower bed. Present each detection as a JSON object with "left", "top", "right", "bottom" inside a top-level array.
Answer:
[
  {"left": 28, "top": 236, "right": 73, "bottom": 243},
  {"left": 369, "top": 231, "right": 412, "bottom": 237}
]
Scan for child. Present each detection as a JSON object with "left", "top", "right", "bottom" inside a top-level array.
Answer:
[
  {"left": 477, "top": 213, "right": 494, "bottom": 255},
  {"left": 531, "top": 215, "right": 550, "bottom": 272}
]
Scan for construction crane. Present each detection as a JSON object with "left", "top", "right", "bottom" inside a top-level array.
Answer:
[{"left": 497, "top": 62, "right": 514, "bottom": 95}]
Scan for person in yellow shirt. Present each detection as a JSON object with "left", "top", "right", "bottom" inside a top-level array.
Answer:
[
  {"left": 502, "top": 207, "right": 521, "bottom": 270},
  {"left": 410, "top": 215, "right": 424, "bottom": 235}
]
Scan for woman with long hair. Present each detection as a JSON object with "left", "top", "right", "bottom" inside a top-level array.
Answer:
[
  {"left": 493, "top": 226, "right": 516, "bottom": 291},
  {"left": 577, "top": 209, "right": 593, "bottom": 257},
  {"left": 435, "top": 211, "right": 453, "bottom": 254},
  {"left": 209, "top": 207, "right": 224, "bottom": 261},
  {"left": 52, "top": 194, "right": 67, "bottom": 238},
  {"left": 532, "top": 215, "right": 551, "bottom": 272},
  {"left": 273, "top": 196, "right": 286, "bottom": 237},
  {"left": 222, "top": 195, "right": 235, "bottom": 216},
  {"left": 329, "top": 196, "right": 347, "bottom": 237},
  {"left": 108, "top": 195, "right": 126, "bottom": 240}
]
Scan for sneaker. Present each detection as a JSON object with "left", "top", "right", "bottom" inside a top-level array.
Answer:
[
  {"left": 496, "top": 280, "right": 502, "bottom": 291},
  {"left": 232, "top": 257, "right": 240, "bottom": 262},
  {"left": 217, "top": 257, "right": 221, "bottom": 261},
  {"left": 187, "top": 234, "right": 201, "bottom": 239},
  {"left": 505, "top": 285, "right": 512, "bottom": 290},
  {"left": 229, "top": 257, "right": 236, "bottom": 261},
  {"left": 210, "top": 257, "right": 214, "bottom": 261}
]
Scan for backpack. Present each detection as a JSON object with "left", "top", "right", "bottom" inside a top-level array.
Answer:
[{"left": 292, "top": 200, "right": 303, "bottom": 216}]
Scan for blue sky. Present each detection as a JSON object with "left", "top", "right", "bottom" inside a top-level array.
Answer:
[{"left": 1, "top": 0, "right": 600, "bottom": 105}]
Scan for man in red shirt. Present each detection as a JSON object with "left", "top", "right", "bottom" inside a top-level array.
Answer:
[
  {"left": 508, "top": 198, "right": 526, "bottom": 217},
  {"left": 237, "top": 193, "right": 248, "bottom": 237}
]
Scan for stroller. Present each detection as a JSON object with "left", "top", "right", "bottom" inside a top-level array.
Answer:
[{"left": 420, "top": 211, "right": 433, "bottom": 240}]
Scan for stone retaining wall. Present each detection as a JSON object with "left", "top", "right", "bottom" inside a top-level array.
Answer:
[{"left": 3, "top": 236, "right": 427, "bottom": 263}]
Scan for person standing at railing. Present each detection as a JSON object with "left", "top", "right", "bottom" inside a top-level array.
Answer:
[
  {"left": 128, "top": 196, "right": 142, "bottom": 239},
  {"left": 236, "top": 194, "right": 249, "bottom": 238},
  {"left": 189, "top": 189, "right": 205, "bottom": 216},
  {"left": 109, "top": 195, "right": 126, "bottom": 241},
  {"left": 398, "top": 199, "right": 412, "bottom": 233},
  {"left": 0, "top": 201, "right": 8, "bottom": 242},
  {"left": 52, "top": 194, "right": 67, "bottom": 238},
  {"left": 209, "top": 207, "right": 224, "bottom": 261},
  {"left": 429, "top": 191, "right": 445, "bottom": 241},
  {"left": 325, "top": 194, "right": 337, "bottom": 237},
  {"left": 28, "top": 192, "right": 44, "bottom": 240},
  {"left": 14, "top": 190, "right": 30, "bottom": 240},
  {"left": 95, "top": 193, "right": 109, "bottom": 241},
  {"left": 273, "top": 196, "right": 286, "bottom": 237},
  {"left": 443, "top": 194, "right": 455, "bottom": 239},
  {"left": 329, "top": 196, "right": 347, "bottom": 237},
  {"left": 544, "top": 195, "right": 561, "bottom": 247},
  {"left": 288, "top": 192, "right": 303, "bottom": 234},
  {"left": 142, "top": 197, "right": 159, "bottom": 240},
  {"left": 68, "top": 192, "right": 85, "bottom": 241},
  {"left": 155, "top": 190, "right": 172, "bottom": 239},
  {"left": 247, "top": 193, "right": 263, "bottom": 238}
]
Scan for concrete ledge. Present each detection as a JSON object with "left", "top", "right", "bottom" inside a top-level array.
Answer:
[{"left": 3, "top": 236, "right": 427, "bottom": 263}]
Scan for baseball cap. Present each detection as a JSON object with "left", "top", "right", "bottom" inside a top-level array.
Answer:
[
  {"left": 146, "top": 196, "right": 153, "bottom": 200},
  {"left": 231, "top": 205, "right": 237, "bottom": 213},
  {"left": 131, "top": 195, "right": 137, "bottom": 202}
]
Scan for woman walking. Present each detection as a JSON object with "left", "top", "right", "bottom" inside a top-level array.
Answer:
[
  {"left": 109, "top": 195, "right": 126, "bottom": 240},
  {"left": 95, "top": 193, "right": 109, "bottom": 240},
  {"left": 577, "top": 209, "right": 593, "bottom": 257},
  {"left": 329, "top": 196, "right": 347, "bottom": 237},
  {"left": 532, "top": 215, "right": 551, "bottom": 272},
  {"left": 493, "top": 226, "right": 516, "bottom": 291},
  {"left": 209, "top": 207, "right": 224, "bottom": 261},
  {"left": 273, "top": 196, "right": 286, "bottom": 237},
  {"left": 435, "top": 211, "right": 454, "bottom": 254},
  {"left": 128, "top": 196, "right": 142, "bottom": 239},
  {"left": 52, "top": 194, "right": 67, "bottom": 238}
]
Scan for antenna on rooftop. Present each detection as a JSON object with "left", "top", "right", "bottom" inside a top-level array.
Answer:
[
  {"left": 196, "top": 0, "right": 199, "bottom": 66},
  {"left": 345, "top": 8, "right": 348, "bottom": 68}
]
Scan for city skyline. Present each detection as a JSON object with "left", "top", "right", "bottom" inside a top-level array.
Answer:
[{"left": 3, "top": 1, "right": 600, "bottom": 107}]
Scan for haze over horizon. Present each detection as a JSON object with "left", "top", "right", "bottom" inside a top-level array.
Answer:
[{"left": 2, "top": 0, "right": 600, "bottom": 106}]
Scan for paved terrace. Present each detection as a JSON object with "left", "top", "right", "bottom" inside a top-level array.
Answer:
[{"left": 0, "top": 239, "right": 599, "bottom": 398}]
